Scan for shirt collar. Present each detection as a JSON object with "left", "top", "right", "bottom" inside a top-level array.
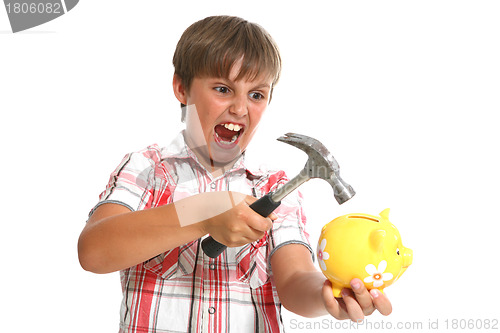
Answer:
[{"left": 161, "top": 131, "right": 256, "bottom": 176}]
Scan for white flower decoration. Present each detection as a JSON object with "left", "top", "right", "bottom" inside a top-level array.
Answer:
[
  {"left": 363, "top": 260, "right": 393, "bottom": 287},
  {"left": 317, "top": 238, "right": 330, "bottom": 271}
]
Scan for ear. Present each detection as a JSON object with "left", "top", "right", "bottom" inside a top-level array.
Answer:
[
  {"left": 172, "top": 74, "right": 188, "bottom": 105},
  {"left": 379, "top": 208, "right": 390, "bottom": 220},
  {"left": 370, "top": 229, "right": 386, "bottom": 254}
]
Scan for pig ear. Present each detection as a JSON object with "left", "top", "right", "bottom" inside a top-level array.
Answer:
[
  {"left": 370, "top": 229, "right": 386, "bottom": 253},
  {"left": 379, "top": 208, "right": 390, "bottom": 220}
]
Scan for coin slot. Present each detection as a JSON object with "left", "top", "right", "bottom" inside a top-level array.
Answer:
[{"left": 348, "top": 216, "right": 379, "bottom": 223}]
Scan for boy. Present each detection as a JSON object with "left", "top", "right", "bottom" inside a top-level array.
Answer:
[{"left": 78, "top": 15, "right": 392, "bottom": 332}]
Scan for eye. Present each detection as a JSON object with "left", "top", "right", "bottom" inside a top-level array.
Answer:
[
  {"left": 249, "top": 92, "right": 264, "bottom": 100},
  {"left": 397, "top": 248, "right": 400, "bottom": 255},
  {"left": 214, "top": 86, "right": 229, "bottom": 94}
]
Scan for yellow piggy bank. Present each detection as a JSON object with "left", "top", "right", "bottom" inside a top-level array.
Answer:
[{"left": 317, "top": 209, "right": 413, "bottom": 297}]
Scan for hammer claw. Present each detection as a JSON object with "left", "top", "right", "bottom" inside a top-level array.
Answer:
[
  {"left": 278, "top": 133, "right": 328, "bottom": 152},
  {"left": 277, "top": 133, "right": 317, "bottom": 148},
  {"left": 274, "top": 132, "right": 354, "bottom": 203},
  {"left": 278, "top": 132, "right": 340, "bottom": 172}
]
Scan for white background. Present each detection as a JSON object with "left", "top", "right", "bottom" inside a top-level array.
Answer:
[{"left": 1, "top": 1, "right": 499, "bottom": 332}]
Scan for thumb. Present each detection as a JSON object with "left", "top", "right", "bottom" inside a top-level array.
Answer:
[
  {"left": 244, "top": 195, "right": 258, "bottom": 205},
  {"left": 322, "top": 280, "right": 344, "bottom": 319}
]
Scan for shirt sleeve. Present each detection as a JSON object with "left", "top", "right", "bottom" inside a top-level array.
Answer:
[
  {"left": 88, "top": 145, "right": 161, "bottom": 218},
  {"left": 268, "top": 189, "right": 313, "bottom": 258},
  {"left": 262, "top": 171, "right": 313, "bottom": 260}
]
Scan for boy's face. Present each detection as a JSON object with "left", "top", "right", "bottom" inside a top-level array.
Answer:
[{"left": 175, "top": 60, "right": 272, "bottom": 171}]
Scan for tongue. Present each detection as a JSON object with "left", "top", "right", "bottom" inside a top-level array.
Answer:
[{"left": 215, "top": 125, "right": 238, "bottom": 141}]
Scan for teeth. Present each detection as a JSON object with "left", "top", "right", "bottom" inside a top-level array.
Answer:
[
  {"left": 223, "top": 123, "right": 241, "bottom": 131},
  {"left": 215, "top": 132, "right": 239, "bottom": 144}
]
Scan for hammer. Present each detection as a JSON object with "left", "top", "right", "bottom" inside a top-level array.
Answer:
[{"left": 201, "top": 133, "right": 356, "bottom": 258}]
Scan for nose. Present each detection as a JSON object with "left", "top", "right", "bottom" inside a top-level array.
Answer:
[
  {"left": 229, "top": 94, "right": 248, "bottom": 117},
  {"left": 402, "top": 247, "right": 413, "bottom": 268}
]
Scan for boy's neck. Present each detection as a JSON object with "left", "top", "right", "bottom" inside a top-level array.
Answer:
[
  {"left": 183, "top": 132, "right": 243, "bottom": 179},
  {"left": 199, "top": 155, "right": 240, "bottom": 179}
]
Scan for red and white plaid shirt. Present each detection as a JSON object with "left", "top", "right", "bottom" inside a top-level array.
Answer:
[{"left": 90, "top": 132, "right": 311, "bottom": 333}]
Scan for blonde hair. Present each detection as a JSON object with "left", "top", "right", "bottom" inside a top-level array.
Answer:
[{"left": 173, "top": 15, "right": 282, "bottom": 120}]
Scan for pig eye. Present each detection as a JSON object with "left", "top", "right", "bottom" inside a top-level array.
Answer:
[{"left": 397, "top": 248, "right": 400, "bottom": 255}]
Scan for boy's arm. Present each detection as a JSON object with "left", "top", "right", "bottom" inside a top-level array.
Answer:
[
  {"left": 78, "top": 192, "right": 273, "bottom": 274},
  {"left": 270, "top": 244, "right": 392, "bottom": 322}
]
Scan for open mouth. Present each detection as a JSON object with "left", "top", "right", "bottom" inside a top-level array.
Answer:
[{"left": 214, "top": 123, "right": 244, "bottom": 146}]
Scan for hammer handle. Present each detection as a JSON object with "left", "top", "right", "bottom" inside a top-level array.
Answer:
[{"left": 201, "top": 193, "right": 281, "bottom": 258}]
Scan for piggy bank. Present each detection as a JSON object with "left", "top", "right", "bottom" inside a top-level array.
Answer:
[{"left": 317, "top": 209, "right": 412, "bottom": 297}]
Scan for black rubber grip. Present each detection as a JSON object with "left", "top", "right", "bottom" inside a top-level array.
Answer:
[
  {"left": 201, "top": 193, "right": 281, "bottom": 258},
  {"left": 200, "top": 237, "right": 228, "bottom": 259},
  {"left": 248, "top": 193, "right": 282, "bottom": 218}
]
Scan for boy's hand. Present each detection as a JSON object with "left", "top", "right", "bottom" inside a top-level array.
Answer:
[
  {"left": 201, "top": 192, "right": 276, "bottom": 247},
  {"left": 322, "top": 278, "right": 392, "bottom": 322}
]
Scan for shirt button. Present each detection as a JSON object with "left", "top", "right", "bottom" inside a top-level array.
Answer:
[
  {"left": 210, "top": 183, "right": 216, "bottom": 190},
  {"left": 208, "top": 307, "right": 216, "bottom": 314},
  {"left": 209, "top": 264, "right": 216, "bottom": 270}
]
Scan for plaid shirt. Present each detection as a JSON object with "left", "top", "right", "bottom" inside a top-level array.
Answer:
[{"left": 90, "top": 132, "right": 311, "bottom": 333}]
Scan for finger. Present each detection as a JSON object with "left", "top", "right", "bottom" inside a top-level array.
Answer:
[
  {"left": 350, "top": 279, "right": 375, "bottom": 316},
  {"left": 244, "top": 218, "right": 269, "bottom": 242},
  {"left": 370, "top": 289, "right": 393, "bottom": 316},
  {"left": 242, "top": 196, "right": 273, "bottom": 228},
  {"left": 341, "top": 288, "right": 365, "bottom": 322},
  {"left": 244, "top": 195, "right": 258, "bottom": 205},
  {"left": 244, "top": 195, "right": 278, "bottom": 221},
  {"left": 230, "top": 229, "right": 265, "bottom": 247},
  {"left": 322, "top": 280, "right": 348, "bottom": 320},
  {"left": 226, "top": 192, "right": 248, "bottom": 206},
  {"left": 265, "top": 217, "right": 274, "bottom": 230},
  {"left": 245, "top": 229, "right": 267, "bottom": 243},
  {"left": 247, "top": 212, "right": 273, "bottom": 233}
]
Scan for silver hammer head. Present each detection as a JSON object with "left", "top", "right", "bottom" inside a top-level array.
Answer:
[{"left": 277, "top": 133, "right": 356, "bottom": 204}]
